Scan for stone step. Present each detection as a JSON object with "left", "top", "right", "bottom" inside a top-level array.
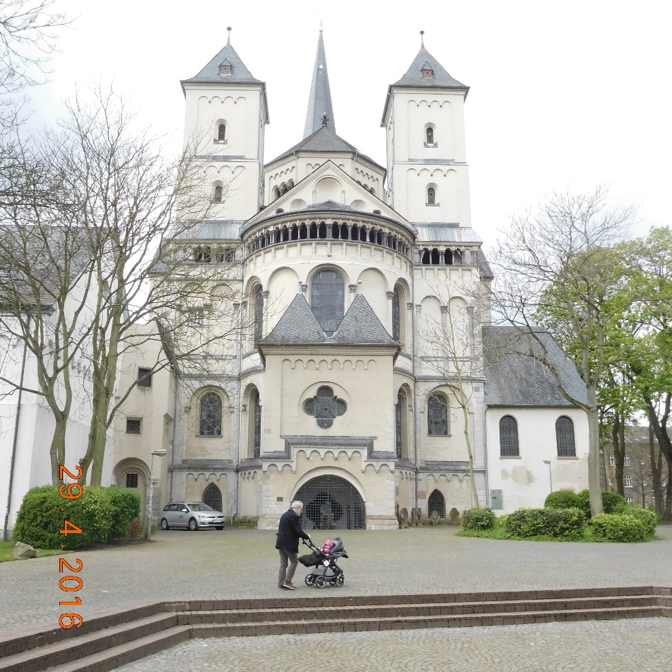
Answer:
[
  {"left": 44, "top": 627, "right": 191, "bottom": 672},
  {"left": 0, "top": 601, "right": 164, "bottom": 661},
  {"left": 0, "top": 587, "right": 668, "bottom": 672},
  {"left": 187, "top": 605, "right": 666, "bottom": 639},
  {"left": 181, "top": 594, "right": 660, "bottom": 625},
  {"left": 0, "top": 613, "right": 176, "bottom": 672},
  {"left": 162, "top": 584, "right": 657, "bottom": 613}
]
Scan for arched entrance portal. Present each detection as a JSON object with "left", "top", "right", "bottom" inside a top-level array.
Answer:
[{"left": 295, "top": 475, "right": 365, "bottom": 530}]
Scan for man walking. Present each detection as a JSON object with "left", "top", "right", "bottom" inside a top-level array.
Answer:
[{"left": 276, "top": 501, "right": 310, "bottom": 590}]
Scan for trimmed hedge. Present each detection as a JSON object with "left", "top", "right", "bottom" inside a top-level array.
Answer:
[
  {"left": 621, "top": 507, "right": 657, "bottom": 537},
  {"left": 505, "top": 507, "right": 585, "bottom": 539},
  {"left": 13, "top": 485, "right": 141, "bottom": 550},
  {"left": 462, "top": 508, "right": 496, "bottom": 531},
  {"left": 544, "top": 490, "right": 580, "bottom": 510},
  {"left": 108, "top": 487, "right": 142, "bottom": 538},
  {"left": 577, "top": 490, "right": 627, "bottom": 517},
  {"left": 589, "top": 513, "right": 648, "bottom": 542}
]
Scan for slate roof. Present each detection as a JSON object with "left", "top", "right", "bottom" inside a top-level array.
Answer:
[
  {"left": 267, "top": 125, "right": 382, "bottom": 170},
  {"left": 260, "top": 293, "right": 399, "bottom": 348},
  {"left": 304, "top": 32, "right": 336, "bottom": 137},
  {"left": 181, "top": 41, "right": 264, "bottom": 88},
  {"left": 392, "top": 46, "right": 468, "bottom": 89},
  {"left": 174, "top": 221, "right": 243, "bottom": 241},
  {"left": 476, "top": 249, "right": 494, "bottom": 279},
  {"left": 482, "top": 326, "right": 588, "bottom": 407}
]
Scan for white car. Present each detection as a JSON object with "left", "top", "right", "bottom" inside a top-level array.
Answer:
[{"left": 160, "top": 501, "right": 225, "bottom": 531}]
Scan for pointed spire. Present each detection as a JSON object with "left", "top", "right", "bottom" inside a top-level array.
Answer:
[
  {"left": 226, "top": 26, "right": 232, "bottom": 46},
  {"left": 303, "top": 30, "right": 336, "bottom": 138}
]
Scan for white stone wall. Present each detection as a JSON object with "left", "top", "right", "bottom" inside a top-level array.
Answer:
[{"left": 485, "top": 407, "right": 590, "bottom": 513}]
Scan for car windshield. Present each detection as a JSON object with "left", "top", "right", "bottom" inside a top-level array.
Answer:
[{"left": 188, "top": 503, "right": 214, "bottom": 512}]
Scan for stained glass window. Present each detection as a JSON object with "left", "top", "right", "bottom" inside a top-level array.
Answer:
[
  {"left": 499, "top": 415, "right": 519, "bottom": 456},
  {"left": 428, "top": 394, "right": 448, "bottom": 436},
  {"left": 304, "top": 386, "right": 346, "bottom": 429},
  {"left": 311, "top": 271, "right": 344, "bottom": 336},
  {"left": 392, "top": 288, "right": 401, "bottom": 342},
  {"left": 254, "top": 287, "right": 264, "bottom": 346},
  {"left": 252, "top": 390, "right": 261, "bottom": 458},
  {"left": 199, "top": 392, "right": 222, "bottom": 436},
  {"left": 556, "top": 416, "right": 576, "bottom": 457}
]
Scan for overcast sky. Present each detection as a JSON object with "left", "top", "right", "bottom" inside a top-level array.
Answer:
[{"left": 27, "top": 0, "right": 670, "bottom": 245}]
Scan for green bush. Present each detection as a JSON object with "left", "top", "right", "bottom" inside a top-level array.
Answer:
[
  {"left": 601, "top": 491, "right": 627, "bottom": 514},
  {"left": 590, "top": 513, "right": 648, "bottom": 542},
  {"left": 577, "top": 490, "right": 628, "bottom": 517},
  {"left": 462, "top": 508, "right": 496, "bottom": 531},
  {"left": 505, "top": 507, "right": 585, "bottom": 539},
  {"left": 621, "top": 507, "right": 657, "bottom": 536},
  {"left": 544, "top": 490, "right": 580, "bottom": 510},
  {"left": 13, "top": 485, "right": 114, "bottom": 550},
  {"left": 108, "top": 487, "right": 142, "bottom": 538}
]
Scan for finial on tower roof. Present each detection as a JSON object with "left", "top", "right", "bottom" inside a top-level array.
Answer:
[
  {"left": 420, "top": 30, "right": 425, "bottom": 47},
  {"left": 320, "top": 20, "right": 323, "bottom": 33},
  {"left": 227, "top": 27, "right": 232, "bottom": 46},
  {"left": 321, "top": 112, "right": 329, "bottom": 128}
]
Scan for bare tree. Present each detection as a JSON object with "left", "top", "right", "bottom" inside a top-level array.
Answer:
[
  {"left": 0, "top": 86, "right": 244, "bottom": 486},
  {"left": 0, "top": 0, "right": 69, "bottom": 93},
  {"left": 492, "top": 187, "right": 634, "bottom": 516},
  {"left": 418, "top": 277, "right": 489, "bottom": 508}
]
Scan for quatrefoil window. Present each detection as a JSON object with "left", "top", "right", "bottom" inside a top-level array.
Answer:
[{"left": 304, "top": 386, "right": 346, "bottom": 429}]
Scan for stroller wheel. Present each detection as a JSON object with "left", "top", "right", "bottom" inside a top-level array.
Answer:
[
  {"left": 305, "top": 574, "right": 316, "bottom": 587},
  {"left": 315, "top": 576, "right": 327, "bottom": 589},
  {"left": 336, "top": 573, "right": 345, "bottom": 587}
]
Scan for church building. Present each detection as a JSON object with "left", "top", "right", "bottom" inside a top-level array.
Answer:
[{"left": 112, "top": 30, "right": 590, "bottom": 530}]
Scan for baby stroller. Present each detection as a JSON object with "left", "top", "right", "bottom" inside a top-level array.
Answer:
[{"left": 299, "top": 536, "right": 348, "bottom": 588}]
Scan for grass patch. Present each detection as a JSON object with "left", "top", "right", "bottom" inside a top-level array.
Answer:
[{"left": 0, "top": 541, "right": 68, "bottom": 562}]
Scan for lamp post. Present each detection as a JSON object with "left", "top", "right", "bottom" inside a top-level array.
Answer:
[
  {"left": 146, "top": 449, "right": 167, "bottom": 541},
  {"left": 543, "top": 459, "right": 553, "bottom": 494}
]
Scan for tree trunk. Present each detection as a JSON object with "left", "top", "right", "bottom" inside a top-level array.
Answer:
[
  {"left": 50, "top": 414, "right": 68, "bottom": 484},
  {"left": 645, "top": 399, "right": 672, "bottom": 523},
  {"left": 586, "top": 386, "right": 604, "bottom": 516},
  {"left": 461, "top": 403, "right": 480, "bottom": 508},
  {"left": 649, "top": 422, "right": 664, "bottom": 516},
  {"left": 612, "top": 414, "right": 625, "bottom": 496}
]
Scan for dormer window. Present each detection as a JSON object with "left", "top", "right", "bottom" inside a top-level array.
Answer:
[
  {"left": 421, "top": 61, "right": 434, "bottom": 78},
  {"left": 219, "top": 60, "right": 231, "bottom": 75}
]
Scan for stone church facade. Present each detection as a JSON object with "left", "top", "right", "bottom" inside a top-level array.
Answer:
[{"left": 112, "top": 31, "right": 590, "bottom": 531}]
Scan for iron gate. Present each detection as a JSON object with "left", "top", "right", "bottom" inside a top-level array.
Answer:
[{"left": 295, "top": 475, "right": 365, "bottom": 530}]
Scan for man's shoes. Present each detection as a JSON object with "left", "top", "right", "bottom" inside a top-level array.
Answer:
[{"left": 282, "top": 581, "right": 296, "bottom": 590}]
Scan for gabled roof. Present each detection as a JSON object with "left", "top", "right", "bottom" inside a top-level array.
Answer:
[
  {"left": 304, "top": 31, "right": 336, "bottom": 137},
  {"left": 392, "top": 46, "right": 468, "bottom": 89},
  {"left": 244, "top": 161, "right": 412, "bottom": 233},
  {"left": 381, "top": 46, "right": 469, "bottom": 125},
  {"left": 267, "top": 125, "right": 381, "bottom": 169},
  {"left": 260, "top": 293, "right": 399, "bottom": 348},
  {"left": 482, "top": 326, "right": 588, "bottom": 407},
  {"left": 181, "top": 39, "right": 264, "bottom": 90}
]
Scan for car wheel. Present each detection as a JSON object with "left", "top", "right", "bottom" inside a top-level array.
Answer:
[
  {"left": 160, "top": 518, "right": 169, "bottom": 530},
  {"left": 188, "top": 518, "right": 198, "bottom": 531}
]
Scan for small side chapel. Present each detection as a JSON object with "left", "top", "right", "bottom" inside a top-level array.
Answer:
[{"left": 114, "top": 29, "right": 589, "bottom": 529}]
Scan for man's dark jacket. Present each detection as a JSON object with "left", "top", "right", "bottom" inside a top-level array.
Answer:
[{"left": 275, "top": 508, "right": 309, "bottom": 552}]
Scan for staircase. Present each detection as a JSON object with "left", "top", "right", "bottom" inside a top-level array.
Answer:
[{"left": 1, "top": 586, "right": 670, "bottom": 672}]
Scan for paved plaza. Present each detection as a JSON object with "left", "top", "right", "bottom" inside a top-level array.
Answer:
[{"left": 1, "top": 526, "right": 671, "bottom": 670}]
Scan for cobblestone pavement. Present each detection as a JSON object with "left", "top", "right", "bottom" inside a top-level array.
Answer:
[
  {"left": 1, "top": 526, "right": 671, "bottom": 636},
  {"left": 114, "top": 618, "right": 672, "bottom": 672}
]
